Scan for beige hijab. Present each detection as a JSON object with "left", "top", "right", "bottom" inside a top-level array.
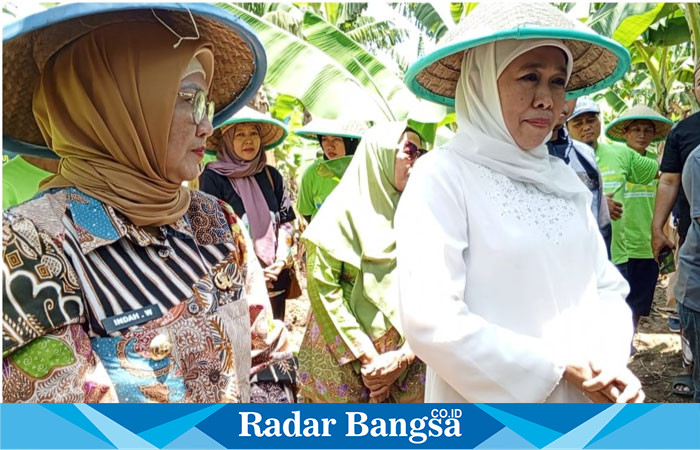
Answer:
[{"left": 33, "top": 21, "right": 214, "bottom": 226}]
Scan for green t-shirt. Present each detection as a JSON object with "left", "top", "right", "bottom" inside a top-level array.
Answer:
[
  {"left": 297, "top": 156, "right": 352, "bottom": 219},
  {"left": 3, "top": 156, "right": 54, "bottom": 209},
  {"left": 623, "top": 149, "right": 658, "bottom": 260},
  {"left": 595, "top": 142, "right": 659, "bottom": 264}
]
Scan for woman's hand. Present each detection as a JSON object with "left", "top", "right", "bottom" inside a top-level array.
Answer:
[
  {"left": 582, "top": 362, "right": 645, "bottom": 403},
  {"left": 263, "top": 260, "right": 286, "bottom": 284},
  {"left": 564, "top": 362, "right": 618, "bottom": 403},
  {"left": 360, "top": 345, "right": 415, "bottom": 401},
  {"left": 565, "top": 362, "right": 644, "bottom": 403}
]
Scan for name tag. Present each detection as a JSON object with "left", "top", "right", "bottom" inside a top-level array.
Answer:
[{"left": 101, "top": 305, "right": 163, "bottom": 334}]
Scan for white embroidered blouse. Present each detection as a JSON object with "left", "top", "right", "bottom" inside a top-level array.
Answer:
[{"left": 396, "top": 147, "right": 632, "bottom": 403}]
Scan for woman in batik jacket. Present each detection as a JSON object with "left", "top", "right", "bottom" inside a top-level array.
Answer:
[{"left": 2, "top": 4, "right": 292, "bottom": 403}]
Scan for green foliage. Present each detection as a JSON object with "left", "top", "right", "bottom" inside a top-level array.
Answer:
[
  {"left": 237, "top": 3, "right": 283, "bottom": 17},
  {"left": 220, "top": 3, "right": 398, "bottom": 121},
  {"left": 587, "top": 3, "right": 674, "bottom": 38},
  {"left": 346, "top": 18, "right": 409, "bottom": 50},
  {"left": 390, "top": 3, "right": 449, "bottom": 41},
  {"left": 553, "top": 3, "right": 577, "bottom": 14},
  {"left": 262, "top": 8, "right": 304, "bottom": 37},
  {"left": 647, "top": 16, "right": 690, "bottom": 47},
  {"left": 586, "top": 2, "right": 697, "bottom": 118},
  {"left": 448, "top": 3, "right": 478, "bottom": 24},
  {"left": 300, "top": 10, "right": 407, "bottom": 118},
  {"left": 612, "top": 3, "right": 668, "bottom": 47},
  {"left": 267, "top": 92, "right": 317, "bottom": 192},
  {"left": 680, "top": 3, "right": 700, "bottom": 61}
]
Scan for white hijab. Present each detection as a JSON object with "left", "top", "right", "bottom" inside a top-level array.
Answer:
[{"left": 446, "top": 39, "right": 590, "bottom": 201}]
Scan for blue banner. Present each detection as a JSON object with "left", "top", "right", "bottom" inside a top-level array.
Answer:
[{"left": 1, "top": 403, "right": 699, "bottom": 449}]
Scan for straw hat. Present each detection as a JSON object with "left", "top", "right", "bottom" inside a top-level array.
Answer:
[
  {"left": 605, "top": 105, "right": 673, "bottom": 142},
  {"left": 294, "top": 118, "right": 368, "bottom": 141},
  {"left": 3, "top": 3, "right": 266, "bottom": 158},
  {"left": 208, "top": 106, "right": 288, "bottom": 151},
  {"left": 404, "top": 2, "right": 630, "bottom": 106}
]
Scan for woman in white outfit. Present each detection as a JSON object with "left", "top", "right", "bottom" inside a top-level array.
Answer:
[{"left": 397, "top": 3, "right": 644, "bottom": 403}]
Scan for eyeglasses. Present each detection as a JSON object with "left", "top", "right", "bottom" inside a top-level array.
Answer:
[
  {"left": 178, "top": 90, "right": 215, "bottom": 126},
  {"left": 405, "top": 141, "right": 427, "bottom": 160}
]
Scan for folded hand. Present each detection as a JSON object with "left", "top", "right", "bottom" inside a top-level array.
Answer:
[
  {"left": 582, "top": 362, "right": 645, "bottom": 403},
  {"left": 360, "top": 346, "right": 414, "bottom": 401}
]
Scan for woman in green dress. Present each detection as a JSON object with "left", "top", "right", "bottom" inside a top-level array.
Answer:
[
  {"left": 295, "top": 119, "right": 367, "bottom": 222},
  {"left": 297, "top": 122, "right": 426, "bottom": 403}
]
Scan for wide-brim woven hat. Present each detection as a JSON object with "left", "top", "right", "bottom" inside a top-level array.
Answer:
[
  {"left": 294, "top": 118, "right": 368, "bottom": 141},
  {"left": 405, "top": 2, "right": 630, "bottom": 106},
  {"left": 605, "top": 105, "right": 674, "bottom": 142},
  {"left": 3, "top": 3, "right": 266, "bottom": 158},
  {"left": 207, "top": 106, "right": 288, "bottom": 151}
]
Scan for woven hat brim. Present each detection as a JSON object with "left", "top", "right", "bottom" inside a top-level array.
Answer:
[
  {"left": 605, "top": 115, "right": 674, "bottom": 142},
  {"left": 406, "top": 27, "right": 630, "bottom": 106},
  {"left": 294, "top": 118, "right": 368, "bottom": 141},
  {"left": 208, "top": 117, "right": 288, "bottom": 150},
  {"left": 3, "top": 3, "right": 266, "bottom": 157},
  {"left": 294, "top": 129, "right": 364, "bottom": 141}
]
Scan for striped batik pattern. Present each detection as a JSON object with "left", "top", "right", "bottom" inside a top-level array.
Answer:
[{"left": 61, "top": 216, "right": 237, "bottom": 337}]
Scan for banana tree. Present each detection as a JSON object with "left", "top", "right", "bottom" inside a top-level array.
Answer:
[
  {"left": 219, "top": 3, "right": 397, "bottom": 121},
  {"left": 222, "top": 3, "right": 446, "bottom": 123},
  {"left": 680, "top": 3, "right": 700, "bottom": 61},
  {"left": 587, "top": 3, "right": 698, "bottom": 116}
]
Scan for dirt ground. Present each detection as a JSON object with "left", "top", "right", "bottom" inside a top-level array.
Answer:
[
  {"left": 284, "top": 275, "right": 693, "bottom": 403},
  {"left": 629, "top": 279, "right": 692, "bottom": 403}
]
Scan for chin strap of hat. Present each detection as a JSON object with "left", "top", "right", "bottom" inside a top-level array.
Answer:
[{"left": 152, "top": 7, "right": 200, "bottom": 49}]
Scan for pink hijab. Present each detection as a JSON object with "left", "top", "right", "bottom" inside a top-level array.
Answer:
[{"left": 206, "top": 123, "right": 276, "bottom": 265}]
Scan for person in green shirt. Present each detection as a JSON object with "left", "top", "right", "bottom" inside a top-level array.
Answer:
[
  {"left": 605, "top": 105, "right": 673, "bottom": 329},
  {"left": 294, "top": 119, "right": 368, "bottom": 222},
  {"left": 567, "top": 98, "right": 659, "bottom": 281},
  {"left": 3, "top": 154, "right": 59, "bottom": 209},
  {"left": 297, "top": 121, "right": 426, "bottom": 403}
]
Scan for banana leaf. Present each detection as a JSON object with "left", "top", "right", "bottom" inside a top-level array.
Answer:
[
  {"left": 220, "top": 4, "right": 446, "bottom": 123},
  {"left": 220, "top": 3, "right": 392, "bottom": 120}
]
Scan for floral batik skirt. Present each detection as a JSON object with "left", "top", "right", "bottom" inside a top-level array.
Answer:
[{"left": 297, "top": 313, "right": 425, "bottom": 403}]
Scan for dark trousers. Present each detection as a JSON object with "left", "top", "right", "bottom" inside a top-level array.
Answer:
[
  {"left": 678, "top": 302, "right": 700, "bottom": 402},
  {"left": 268, "top": 267, "right": 292, "bottom": 321},
  {"left": 615, "top": 262, "right": 628, "bottom": 281},
  {"left": 626, "top": 258, "right": 659, "bottom": 317}
]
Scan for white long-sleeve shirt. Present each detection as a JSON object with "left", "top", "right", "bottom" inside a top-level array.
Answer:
[{"left": 396, "top": 147, "right": 632, "bottom": 403}]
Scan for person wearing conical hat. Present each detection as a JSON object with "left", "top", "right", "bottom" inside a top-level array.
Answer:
[
  {"left": 567, "top": 98, "right": 660, "bottom": 279},
  {"left": 2, "top": 4, "right": 292, "bottom": 403},
  {"left": 397, "top": 2, "right": 644, "bottom": 403},
  {"left": 199, "top": 106, "right": 300, "bottom": 325},
  {"left": 605, "top": 105, "right": 673, "bottom": 332},
  {"left": 295, "top": 119, "right": 368, "bottom": 222},
  {"left": 297, "top": 121, "right": 426, "bottom": 403}
]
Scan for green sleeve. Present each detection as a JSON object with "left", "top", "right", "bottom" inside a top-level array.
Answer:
[
  {"left": 296, "top": 165, "right": 316, "bottom": 217},
  {"left": 3, "top": 180, "right": 19, "bottom": 210},
  {"left": 627, "top": 148, "right": 659, "bottom": 185},
  {"left": 306, "top": 243, "right": 375, "bottom": 365}
]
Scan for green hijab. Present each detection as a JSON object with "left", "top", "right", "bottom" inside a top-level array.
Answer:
[
  {"left": 316, "top": 155, "right": 353, "bottom": 181},
  {"left": 303, "top": 121, "right": 409, "bottom": 339}
]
